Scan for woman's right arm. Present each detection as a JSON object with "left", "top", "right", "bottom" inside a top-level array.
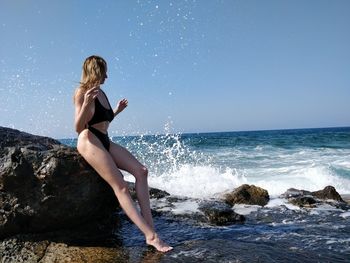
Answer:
[{"left": 74, "top": 87, "right": 99, "bottom": 133}]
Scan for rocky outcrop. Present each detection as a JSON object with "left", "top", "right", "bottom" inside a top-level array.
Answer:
[
  {"left": 223, "top": 184, "right": 270, "bottom": 206},
  {"left": 281, "top": 186, "right": 347, "bottom": 208},
  {"left": 128, "top": 182, "right": 170, "bottom": 200},
  {"left": 289, "top": 196, "right": 317, "bottom": 208},
  {"left": 0, "top": 233, "right": 128, "bottom": 263},
  {"left": 0, "top": 127, "right": 118, "bottom": 239},
  {"left": 280, "top": 188, "right": 312, "bottom": 198},
  {"left": 312, "top": 186, "right": 344, "bottom": 202},
  {"left": 198, "top": 201, "right": 245, "bottom": 225}
]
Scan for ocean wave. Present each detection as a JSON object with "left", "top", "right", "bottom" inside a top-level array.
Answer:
[
  {"left": 63, "top": 128, "right": 350, "bottom": 197},
  {"left": 123, "top": 162, "right": 350, "bottom": 198}
]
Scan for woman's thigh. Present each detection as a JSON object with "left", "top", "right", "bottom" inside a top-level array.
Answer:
[
  {"left": 109, "top": 141, "right": 145, "bottom": 176},
  {"left": 77, "top": 129, "right": 125, "bottom": 189}
]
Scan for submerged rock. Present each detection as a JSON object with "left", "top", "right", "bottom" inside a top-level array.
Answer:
[
  {"left": 198, "top": 201, "right": 245, "bottom": 225},
  {"left": 280, "top": 188, "right": 312, "bottom": 198},
  {"left": 289, "top": 196, "right": 317, "bottom": 208},
  {"left": 223, "top": 184, "right": 270, "bottom": 206},
  {"left": 0, "top": 126, "right": 118, "bottom": 239}
]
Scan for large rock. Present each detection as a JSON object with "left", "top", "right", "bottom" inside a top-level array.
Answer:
[
  {"left": 281, "top": 186, "right": 347, "bottom": 209},
  {"left": 0, "top": 127, "right": 118, "bottom": 239},
  {"left": 224, "top": 184, "right": 270, "bottom": 206},
  {"left": 0, "top": 232, "right": 129, "bottom": 263},
  {"left": 311, "top": 186, "right": 344, "bottom": 202}
]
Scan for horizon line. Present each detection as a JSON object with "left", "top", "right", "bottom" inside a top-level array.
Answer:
[{"left": 57, "top": 125, "right": 350, "bottom": 140}]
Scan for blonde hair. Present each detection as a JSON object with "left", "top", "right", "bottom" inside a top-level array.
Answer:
[{"left": 80, "top": 55, "right": 107, "bottom": 91}]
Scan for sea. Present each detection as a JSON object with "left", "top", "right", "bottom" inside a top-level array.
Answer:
[{"left": 60, "top": 127, "right": 350, "bottom": 262}]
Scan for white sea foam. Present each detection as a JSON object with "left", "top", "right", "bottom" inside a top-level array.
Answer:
[
  {"left": 171, "top": 200, "right": 199, "bottom": 215},
  {"left": 265, "top": 198, "right": 301, "bottom": 210},
  {"left": 250, "top": 165, "right": 350, "bottom": 196},
  {"left": 149, "top": 165, "right": 247, "bottom": 198},
  {"left": 123, "top": 162, "right": 350, "bottom": 199},
  {"left": 120, "top": 129, "right": 350, "bottom": 200},
  {"left": 339, "top": 211, "right": 350, "bottom": 218},
  {"left": 233, "top": 204, "right": 260, "bottom": 215},
  {"left": 150, "top": 165, "right": 350, "bottom": 199}
]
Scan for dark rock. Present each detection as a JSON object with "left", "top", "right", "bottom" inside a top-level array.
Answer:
[
  {"left": 0, "top": 127, "right": 59, "bottom": 149},
  {"left": 149, "top": 187, "right": 171, "bottom": 199},
  {"left": 198, "top": 201, "right": 245, "bottom": 225},
  {"left": 153, "top": 197, "right": 245, "bottom": 226},
  {"left": 289, "top": 196, "right": 317, "bottom": 208},
  {"left": 311, "top": 186, "right": 344, "bottom": 202},
  {"left": 224, "top": 184, "right": 270, "bottom": 206},
  {"left": 127, "top": 182, "right": 170, "bottom": 200},
  {"left": 0, "top": 234, "right": 128, "bottom": 263},
  {"left": 166, "top": 195, "right": 188, "bottom": 203},
  {"left": 281, "top": 186, "right": 347, "bottom": 208},
  {"left": 280, "top": 188, "right": 312, "bottom": 198},
  {"left": 0, "top": 126, "right": 118, "bottom": 239}
]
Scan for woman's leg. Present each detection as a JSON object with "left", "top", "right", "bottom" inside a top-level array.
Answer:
[
  {"left": 109, "top": 142, "right": 154, "bottom": 229},
  {"left": 109, "top": 141, "right": 172, "bottom": 251},
  {"left": 76, "top": 130, "right": 155, "bottom": 241}
]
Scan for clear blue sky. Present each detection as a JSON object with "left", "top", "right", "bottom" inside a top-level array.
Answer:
[{"left": 1, "top": 0, "right": 349, "bottom": 139}]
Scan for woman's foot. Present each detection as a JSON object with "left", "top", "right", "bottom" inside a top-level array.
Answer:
[{"left": 146, "top": 233, "right": 173, "bottom": 252}]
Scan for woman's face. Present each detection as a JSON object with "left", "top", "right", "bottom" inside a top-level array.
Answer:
[{"left": 100, "top": 71, "right": 108, "bottom": 84}]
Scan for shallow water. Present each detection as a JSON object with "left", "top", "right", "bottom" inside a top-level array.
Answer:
[{"left": 115, "top": 201, "right": 350, "bottom": 262}]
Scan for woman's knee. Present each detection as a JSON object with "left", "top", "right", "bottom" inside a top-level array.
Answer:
[
  {"left": 112, "top": 180, "right": 129, "bottom": 195},
  {"left": 134, "top": 166, "right": 148, "bottom": 180}
]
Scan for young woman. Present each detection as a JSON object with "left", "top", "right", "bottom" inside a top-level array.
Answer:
[{"left": 74, "top": 55, "right": 172, "bottom": 252}]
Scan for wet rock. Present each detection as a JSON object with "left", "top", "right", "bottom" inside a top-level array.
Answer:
[
  {"left": 165, "top": 195, "right": 188, "bottom": 203},
  {"left": 149, "top": 187, "right": 171, "bottom": 199},
  {"left": 149, "top": 196, "right": 245, "bottom": 226},
  {"left": 311, "top": 186, "right": 344, "bottom": 202},
  {"left": 224, "top": 184, "right": 270, "bottom": 206},
  {"left": 280, "top": 188, "right": 312, "bottom": 198},
  {"left": 289, "top": 196, "right": 317, "bottom": 208},
  {"left": 198, "top": 201, "right": 245, "bottom": 225},
  {"left": 281, "top": 186, "right": 347, "bottom": 208},
  {"left": 127, "top": 182, "right": 170, "bottom": 200},
  {"left": 0, "top": 234, "right": 128, "bottom": 263},
  {"left": 0, "top": 126, "right": 118, "bottom": 239}
]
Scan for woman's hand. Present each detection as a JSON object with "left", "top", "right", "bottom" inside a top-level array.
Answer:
[
  {"left": 115, "top": 98, "right": 128, "bottom": 116},
  {"left": 83, "top": 86, "right": 100, "bottom": 106}
]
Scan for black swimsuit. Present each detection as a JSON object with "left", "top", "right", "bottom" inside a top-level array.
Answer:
[{"left": 87, "top": 90, "right": 114, "bottom": 150}]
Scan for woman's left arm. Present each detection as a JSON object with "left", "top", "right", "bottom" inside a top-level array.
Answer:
[{"left": 113, "top": 98, "right": 128, "bottom": 117}]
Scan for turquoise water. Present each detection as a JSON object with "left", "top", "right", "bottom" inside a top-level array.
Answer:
[{"left": 60, "top": 127, "right": 350, "bottom": 261}]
